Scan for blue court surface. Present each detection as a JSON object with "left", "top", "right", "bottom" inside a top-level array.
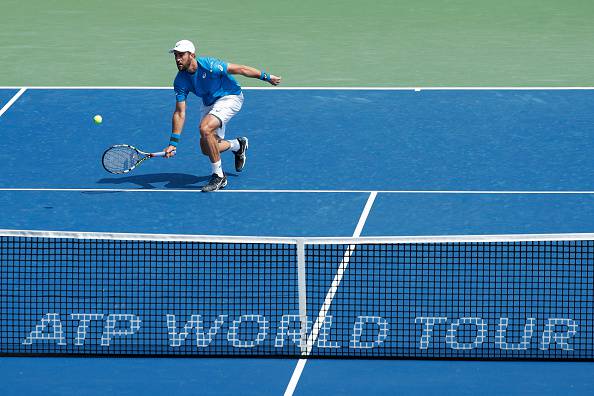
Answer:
[{"left": 1, "top": 88, "right": 593, "bottom": 395}]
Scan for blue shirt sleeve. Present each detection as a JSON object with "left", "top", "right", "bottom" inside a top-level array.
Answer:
[
  {"left": 173, "top": 73, "right": 190, "bottom": 102},
  {"left": 201, "top": 57, "right": 228, "bottom": 76}
]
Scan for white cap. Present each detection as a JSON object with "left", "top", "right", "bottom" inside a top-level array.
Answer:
[{"left": 169, "top": 40, "right": 196, "bottom": 54}]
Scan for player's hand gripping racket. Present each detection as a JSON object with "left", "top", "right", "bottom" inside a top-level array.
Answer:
[{"left": 102, "top": 144, "right": 175, "bottom": 174}]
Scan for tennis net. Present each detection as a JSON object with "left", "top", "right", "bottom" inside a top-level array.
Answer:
[{"left": 1, "top": 229, "right": 593, "bottom": 360}]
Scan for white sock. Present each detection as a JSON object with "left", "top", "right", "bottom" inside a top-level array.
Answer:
[
  {"left": 228, "top": 138, "right": 240, "bottom": 152},
  {"left": 211, "top": 160, "right": 224, "bottom": 177}
]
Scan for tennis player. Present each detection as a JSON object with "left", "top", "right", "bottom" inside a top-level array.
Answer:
[{"left": 164, "top": 39, "right": 281, "bottom": 192}]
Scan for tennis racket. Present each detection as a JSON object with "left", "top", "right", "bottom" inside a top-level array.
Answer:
[{"left": 102, "top": 144, "right": 175, "bottom": 174}]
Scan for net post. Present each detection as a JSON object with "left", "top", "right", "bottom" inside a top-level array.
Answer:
[{"left": 296, "top": 238, "right": 308, "bottom": 355}]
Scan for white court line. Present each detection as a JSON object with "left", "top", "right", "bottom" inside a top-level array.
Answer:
[
  {"left": 1, "top": 188, "right": 594, "bottom": 194},
  {"left": 284, "top": 192, "right": 378, "bottom": 396},
  {"left": 1, "top": 86, "right": 594, "bottom": 90},
  {"left": 0, "top": 88, "right": 26, "bottom": 117}
]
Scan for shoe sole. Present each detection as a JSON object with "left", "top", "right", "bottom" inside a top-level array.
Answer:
[{"left": 235, "top": 138, "right": 248, "bottom": 172}]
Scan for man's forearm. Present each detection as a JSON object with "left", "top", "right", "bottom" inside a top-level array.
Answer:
[
  {"left": 167, "top": 111, "right": 186, "bottom": 150},
  {"left": 172, "top": 111, "right": 185, "bottom": 134},
  {"left": 234, "top": 65, "right": 261, "bottom": 79}
]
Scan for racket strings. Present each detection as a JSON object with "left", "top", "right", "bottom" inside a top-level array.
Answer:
[{"left": 103, "top": 147, "right": 140, "bottom": 173}]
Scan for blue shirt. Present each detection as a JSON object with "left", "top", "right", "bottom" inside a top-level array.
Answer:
[{"left": 173, "top": 57, "right": 242, "bottom": 106}]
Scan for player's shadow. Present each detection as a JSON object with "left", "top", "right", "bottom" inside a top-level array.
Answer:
[{"left": 97, "top": 173, "right": 219, "bottom": 189}]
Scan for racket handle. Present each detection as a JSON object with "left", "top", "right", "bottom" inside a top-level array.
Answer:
[{"left": 151, "top": 150, "right": 176, "bottom": 158}]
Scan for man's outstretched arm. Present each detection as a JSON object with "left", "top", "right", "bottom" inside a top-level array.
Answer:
[{"left": 227, "top": 63, "right": 282, "bottom": 86}]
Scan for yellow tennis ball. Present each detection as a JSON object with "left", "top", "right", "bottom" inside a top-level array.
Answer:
[{"left": 93, "top": 115, "right": 103, "bottom": 124}]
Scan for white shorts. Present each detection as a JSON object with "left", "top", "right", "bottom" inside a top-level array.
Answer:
[{"left": 200, "top": 93, "right": 244, "bottom": 139}]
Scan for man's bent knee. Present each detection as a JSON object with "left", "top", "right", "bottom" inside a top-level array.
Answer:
[
  {"left": 199, "top": 125, "right": 218, "bottom": 139},
  {"left": 199, "top": 114, "right": 222, "bottom": 137}
]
